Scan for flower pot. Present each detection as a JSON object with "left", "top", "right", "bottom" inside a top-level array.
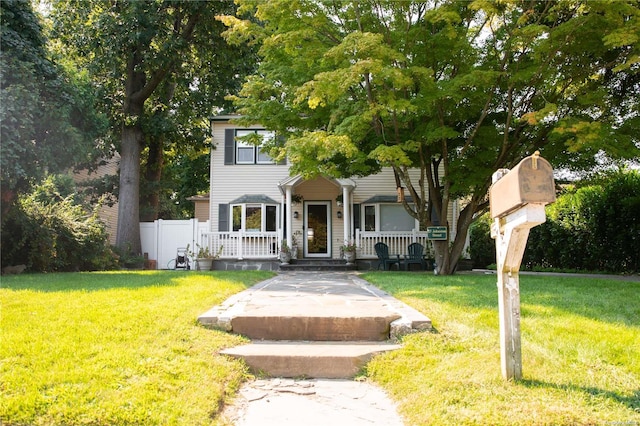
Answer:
[
  {"left": 280, "top": 251, "right": 291, "bottom": 264},
  {"left": 195, "top": 258, "right": 213, "bottom": 271},
  {"left": 344, "top": 251, "right": 356, "bottom": 265}
]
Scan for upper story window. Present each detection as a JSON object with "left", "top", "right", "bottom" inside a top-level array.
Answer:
[{"left": 235, "top": 129, "right": 275, "bottom": 164}]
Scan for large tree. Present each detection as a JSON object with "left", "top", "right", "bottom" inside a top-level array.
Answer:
[
  {"left": 51, "top": 1, "right": 252, "bottom": 254},
  {"left": 222, "top": 0, "right": 639, "bottom": 274},
  {"left": 0, "top": 0, "right": 105, "bottom": 219}
]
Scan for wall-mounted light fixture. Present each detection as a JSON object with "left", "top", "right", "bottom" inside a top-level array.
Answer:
[
  {"left": 337, "top": 211, "right": 343, "bottom": 219},
  {"left": 293, "top": 211, "right": 299, "bottom": 219}
]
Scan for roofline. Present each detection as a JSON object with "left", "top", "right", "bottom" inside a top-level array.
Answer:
[{"left": 209, "top": 114, "right": 241, "bottom": 122}]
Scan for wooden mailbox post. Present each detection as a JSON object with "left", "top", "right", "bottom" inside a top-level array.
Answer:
[{"left": 489, "top": 151, "right": 556, "bottom": 380}]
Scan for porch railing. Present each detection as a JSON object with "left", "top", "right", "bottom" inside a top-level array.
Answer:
[
  {"left": 199, "top": 229, "right": 433, "bottom": 260},
  {"left": 355, "top": 229, "right": 433, "bottom": 259},
  {"left": 199, "top": 231, "right": 280, "bottom": 260}
]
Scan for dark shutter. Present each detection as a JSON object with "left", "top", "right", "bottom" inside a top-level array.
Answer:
[
  {"left": 218, "top": 204, "right": 229, "bottom": 232},
  {"left": 224, "top": 129, "right": 235, "bottom": 165},
  {"left": 352, "top": 203, "right": 361, "bottom": 236}
]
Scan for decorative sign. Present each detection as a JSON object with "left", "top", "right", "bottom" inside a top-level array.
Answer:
[{"left": 427, "top": 226, "right": 448, "bottom": 240}]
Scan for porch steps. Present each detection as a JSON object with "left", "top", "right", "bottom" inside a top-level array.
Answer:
[
  {"left": 220, "top": 341, "right": 401, "bottom": 379},
  {"left": 279, "top": 259, "right": 357, "bottom": 271},
  {"left": 202, "top": 273, "right": 430, "bottom": 378},
  {"left": 229, "top": 313, "right": 400, "bottom": 341}
]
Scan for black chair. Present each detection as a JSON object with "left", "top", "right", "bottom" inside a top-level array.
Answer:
[
  {"left": 405, "top": 243, "right": 427, "bottom": 271},
  {"left": 374, "top": 242, "right": 401, "bottom": 270}
]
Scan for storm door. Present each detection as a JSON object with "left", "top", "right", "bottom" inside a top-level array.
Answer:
[{"left": 304, "top": 202, "right": 331, "bottom": 257}]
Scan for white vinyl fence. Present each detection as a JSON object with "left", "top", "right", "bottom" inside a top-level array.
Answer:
[{"left": 140, "top": 219, "right": 210, "bottom": 269}]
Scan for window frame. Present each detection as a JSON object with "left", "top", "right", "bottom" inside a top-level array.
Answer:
[
  {"left": 361, "top": 203, "right": 418, "bottom": 232},
  {"left": 230, "top": 203, "right": 279, "bottom": 232},
  {"left": 234, "top": 129, "right": 275, "bottom": 165}
]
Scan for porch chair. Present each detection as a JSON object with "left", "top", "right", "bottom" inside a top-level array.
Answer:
[
  {"left": 405, "top": 242, "right": 428, "bottom": 271},
  {"left": 374, "top": 242, "right": 402, "bottom": 270}
]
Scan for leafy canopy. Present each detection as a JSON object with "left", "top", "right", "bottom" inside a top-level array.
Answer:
[{"left": 223, "top": 0, "right": 639, "bottom": 274}]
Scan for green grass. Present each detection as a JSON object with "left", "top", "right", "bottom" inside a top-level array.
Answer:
[
  {"left": 362, "top": 272, "right": 640, "bottom": 425},
  {"left": 2, "top": 271, "right": 638, "bottom": 425},
  {"left": 0, "top": 270, "right": 274, "bottom": 426}
]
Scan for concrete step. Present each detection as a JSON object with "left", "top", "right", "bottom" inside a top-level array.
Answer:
[
  {"left": 279, "top": 259, "right": 357, "bottom": 272},
  {"left": 230, "top": 314, "right": 400, "bottom": 341},
  {"left": 221, "top": 341, "right": 401, "bottom": 379}
]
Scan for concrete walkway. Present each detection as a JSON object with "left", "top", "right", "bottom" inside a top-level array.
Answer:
[{"left": 200, "top": 271, "right": 425, "bottom": 425}]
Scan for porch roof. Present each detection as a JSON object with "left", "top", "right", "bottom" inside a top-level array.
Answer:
[
  {"left": 278, "top": 174, "right": 356, "bottom": 194},
  {"left": 230, "top": 194, "right": 279, "bottom": 204},
  {"left": 362, "top": 195, "right": 414, "bottom": 204}
]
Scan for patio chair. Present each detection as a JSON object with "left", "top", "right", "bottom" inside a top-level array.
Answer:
[
  {"left": 374, "top": 242, "right": 402, "bottom": 270},
  {"left": 405, "top": 242, "right": 428, "bottom": 271}
]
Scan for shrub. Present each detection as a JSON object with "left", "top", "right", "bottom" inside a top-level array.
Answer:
[
  {"left": 469, "top": 214, "right": 495, "bottom": 269},
  {"left": 1, "top": 175, "right": 118, "bottom": 272},
  {"left": 470, "top": 169, "right": 640, "bottom": 274}
]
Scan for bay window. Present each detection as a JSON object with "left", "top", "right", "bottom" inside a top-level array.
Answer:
[{"left": 232, "top": 204, "right": 278, "bottom": 232}]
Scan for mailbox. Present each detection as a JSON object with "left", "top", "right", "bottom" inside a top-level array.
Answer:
[{"left": 490, "top": 152, "right": 556, "bottom": 219}]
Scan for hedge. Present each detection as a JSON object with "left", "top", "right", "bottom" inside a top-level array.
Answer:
[{"left": 470, "top": 169, "right": 640, "bottom": 274}]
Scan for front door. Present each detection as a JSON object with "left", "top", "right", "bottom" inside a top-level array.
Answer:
[{"left": 304, "top": 202, "right": 331, "bottom": 257}]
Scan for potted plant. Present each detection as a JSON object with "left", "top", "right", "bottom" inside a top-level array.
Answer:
[
  {"left": 187, "top": 244, "right": 222, "bottom": 271},
  {"left": 279, "top": 240, "right": 292, "bottom": 264},
  {"left": 341, "top": 241, "right": 358, "bottom": 265}
]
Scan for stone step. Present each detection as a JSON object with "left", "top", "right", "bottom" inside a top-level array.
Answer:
[
  {"left": 221, "top": 341, "right": 401, "bottom": 379},
  {"left": 279, "top": 259, "right": 357, "bottom": 272},
  {"left": 230, "top": 314, "right": 400, "bottom": 341}
]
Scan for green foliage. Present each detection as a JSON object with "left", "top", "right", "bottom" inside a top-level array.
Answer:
[
  {"left": 471, "top": 170, "right": 640, "bottom": 273},
  {"left": 469, "top": 214, "right": 495, "bottom": 269},
  {"left": 0, "top": 0, "right": 106, "bottom": 206},
  {"left": 223, "top": 0, "right": 639, "bottom": 274},
  {"left": 49, "top": 0, "right": 257, "bottom": 224},
  {"left": 0, "top": 175, "right": 118, "bottom": 272}
]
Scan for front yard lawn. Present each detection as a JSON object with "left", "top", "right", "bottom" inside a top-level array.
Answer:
[
  {"left": 363, "top": 272, "right": 640, "bottom": 425},
  {"left": 0, "top": 270, "right": 273, "bottom": 425},
  {"left": 1, "top": 271, "right": 638, "bottom": 425}
]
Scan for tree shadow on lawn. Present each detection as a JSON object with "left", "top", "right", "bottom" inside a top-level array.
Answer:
[
  {"left": 0, "top": 270, "right": 232, "bottom": 293},
  {"left": 520, "top": 378, "right": 640, "bottom": 415},
  {"left": 365, "top": 272, "right": 640, "bottom": 328}
]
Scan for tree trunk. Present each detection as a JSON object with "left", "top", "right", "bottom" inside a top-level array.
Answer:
[
  {"left": 140, "top": 134, "right": 164, "bottom": 222},
  {"left": 115, "top": 124, "right": 143, "bottom": 255}
]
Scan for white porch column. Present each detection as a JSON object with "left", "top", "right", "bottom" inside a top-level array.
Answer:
[
  {"left": 285, "top": 185, "right": 293, "bottom": 245},
  {"left": 342, "top": 186, "right": 350, "bottom": 243}
]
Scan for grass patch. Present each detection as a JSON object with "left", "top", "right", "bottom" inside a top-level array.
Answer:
[
  {"left": 362, "top": 272, "right": 640, "bottom": 426},
  {"left": 0, "top": 270, "right": 274, "bottom": 425}
]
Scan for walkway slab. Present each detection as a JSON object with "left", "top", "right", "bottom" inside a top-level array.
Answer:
[
  {"left": 198, "top": 271, "right": 432, "bottom": 338},
  {"left": 221, "top": 378, "right": 405, "bottom": 426}
]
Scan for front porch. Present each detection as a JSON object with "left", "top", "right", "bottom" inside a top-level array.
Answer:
[{"left": 199, "top": 229, "right": 436, "bottom": 270}]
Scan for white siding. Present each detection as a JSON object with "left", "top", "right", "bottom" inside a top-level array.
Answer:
[
  {"left": 210, "top": 120, "right": 290, "bottom": 231},
  {"left": 209, "top": 118, "right": 460, "bottom": 249}
]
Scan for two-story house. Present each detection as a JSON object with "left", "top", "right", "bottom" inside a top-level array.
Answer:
[{"left": 202, "top": 115, "right": 466, "bottom": 269}]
